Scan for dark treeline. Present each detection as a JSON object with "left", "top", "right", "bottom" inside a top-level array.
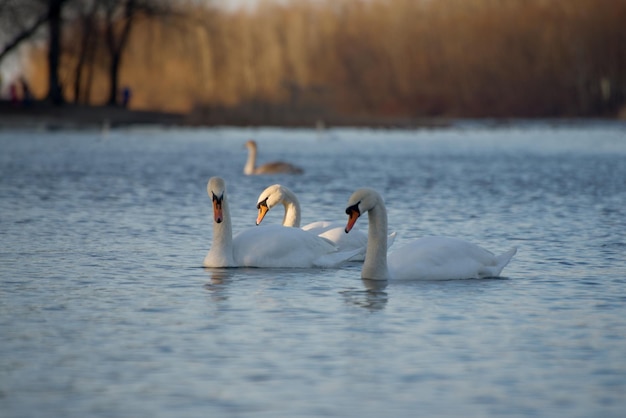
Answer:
[
  {"left": 23, "top": 0, "right": 626, "bottom": 118},
  {"left": 1, "top": 0, "right": 172, "bottom": 106}
]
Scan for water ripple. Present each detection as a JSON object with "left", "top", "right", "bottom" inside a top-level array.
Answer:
[{"left": 1, "top": 125, "right": 626, "bottom": 418}]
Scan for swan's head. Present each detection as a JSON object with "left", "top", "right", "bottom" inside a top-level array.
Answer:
[
  {"left": 207, "top": 177, "right": 226, "bottom": 224},
  {"left": 244, "top": 139, "right": 257, "bottom": 150},
  {"left": 345, "top": 188, "right": 381, "bottom": 233},
  {"left": 256, "top": 184, "right": 287, "bottom": 225}
]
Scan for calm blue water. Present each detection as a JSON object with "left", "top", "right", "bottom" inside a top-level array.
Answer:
[{"left": 1, "top": 122, "right": 625, "bottom": 417}]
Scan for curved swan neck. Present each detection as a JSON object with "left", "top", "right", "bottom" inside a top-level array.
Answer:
[
  {"left": 362, "top": 200, "right": 390, "bottom": 280},
  {"left": 281, "top": 188, "right": 301, "bottom": 227},
  {"left": 244, "top": 144, "right": 257, "bottom": 175}
]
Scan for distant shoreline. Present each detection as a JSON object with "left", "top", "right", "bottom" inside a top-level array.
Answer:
[
  {"left": 0, "top": 100, "right": 622, "bottom": 131},
  {"left": 0, "top": 101, "right": 185, "bottom": 130}
]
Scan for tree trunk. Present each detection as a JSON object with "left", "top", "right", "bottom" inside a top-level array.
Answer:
[
  {"left": 47, "top": 0, "right": 65, "bottom": 105},
  {"left": 73, "top": 4, "right": 98, "bottom": 104},
  {"left": 107, "top": 53, "right": 121, "bottom": 106},
  {"left": 82, "top": 36, "right": 97, "bottom": 104},
  {"left": 105, "top": 0, "right": 136, "bottom": 106}
]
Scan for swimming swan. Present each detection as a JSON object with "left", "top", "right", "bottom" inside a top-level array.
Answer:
[
  {"left": 203, "top": 177, "right": 357, "bottom": 268},
  {"left": 344, "top": 188, "right": 517, "bottom": 280},
  {"left": 255, "top": 184, "right": 395, "bottom": 261},
  {"left": 244, "top": 140, "right": 304, "bottom": 175}
]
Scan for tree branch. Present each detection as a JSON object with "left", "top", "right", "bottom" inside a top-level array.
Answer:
[{"left": 0, "top": 11, "right": 48, "bottom": 63}]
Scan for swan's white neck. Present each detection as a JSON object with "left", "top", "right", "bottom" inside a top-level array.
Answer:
[
  {"left": 244, "top": 145, "right": 257, "bottom": 175},
  {"left": 281, "top": 188, "right": 301, "bottom": 227},
  {"left": 210, "top": 196, "right": 236, "bottom": 266},
  {"left": 362, "top": 200, "right": 391, "bottom": 280}
]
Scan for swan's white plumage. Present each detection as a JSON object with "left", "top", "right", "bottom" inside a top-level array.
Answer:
[
  {"left": 244, "top": 140, "right": 304, "bottom": 175},
  {"left": 203, "top": 177, "right": 357, "bottom": 268},
  {"left": 232, "top": 224, "right": 358, "bottom": 268},
  {"left": 387, "top": 236, "right": 517, "bottom": 281},
  {"left": 302, "top": 221, "right": 370, "bottom": 260},
  {"left": 345, "top": 188, "right": 517, "bottom": 281},
  {"left": 256, "top": 184, "right": 395, "bottom": 261}
]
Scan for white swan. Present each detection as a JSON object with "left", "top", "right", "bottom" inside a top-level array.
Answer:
[
  {"left": 255, "top": 184, "right": 396, "bottom": 261},
  {"left": 344, "top": 188, "right": 517, "bottom": 280},
  {"left": 244, "top": 140, "right": 304, "bottom": 175},
  {"left": 203, "top": 177, "right": 358, "bottom": 268}
]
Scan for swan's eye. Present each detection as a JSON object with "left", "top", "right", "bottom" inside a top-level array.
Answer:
[
  {"left": 345, "top": 202, "right": 360, "bottom": 216},
  {"left": 257, "top": 197, "right": 268, "bottom": 210}
]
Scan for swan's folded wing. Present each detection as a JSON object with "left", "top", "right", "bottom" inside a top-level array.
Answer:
[
  {"left": 301, "top": 220, "right": 336, "bottom": 234},
  {"left": 305, "top": 221, "right": 369, "bottom": 261},
  {"left": 388, "top": 236, "right": 508, "bottom": 280},
  {"left": 233, "top": 225, "right": 343, "bottom": 268}
]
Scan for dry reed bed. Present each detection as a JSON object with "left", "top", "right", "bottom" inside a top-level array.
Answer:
[{"left": 26, "top": 0, "right": 626, "bottom": 118}]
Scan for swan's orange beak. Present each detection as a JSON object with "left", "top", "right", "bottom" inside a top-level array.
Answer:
[
  {"left": 212, "top": 193, "right": 223, "bottom": 223},
  {"left": 256, "top": 204, "right": 269, "bottom": 225},
  {"left": 345, "top": 205, "right": 360, "bottom": 233}
]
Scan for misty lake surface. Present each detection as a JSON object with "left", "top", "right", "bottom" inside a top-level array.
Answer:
[{"left": 1, "top": 122, "right": 625, "bottom": 418}]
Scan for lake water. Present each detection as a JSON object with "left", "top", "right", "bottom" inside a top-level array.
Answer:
[{"left": 1, "top": 122, "right": 625, "bottom": 417}]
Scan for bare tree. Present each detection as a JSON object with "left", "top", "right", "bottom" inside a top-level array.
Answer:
[
  {"left": 71, "top": 0, "right": 99, "bottom": 104},
  {"left": 0, "top": 0, "right": 67, "bottom": 104},
  {"left": 47, "top": 0, "right": 66, "bottom": 104},
  {"left": 101, "top": 0, "right": 169, "bottom": 106}
]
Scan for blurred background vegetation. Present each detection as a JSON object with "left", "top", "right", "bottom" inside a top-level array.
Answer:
[{"left": 1, "top": 0, "right": 625, "bottom": 121}]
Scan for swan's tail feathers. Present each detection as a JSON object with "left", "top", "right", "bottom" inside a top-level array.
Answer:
[
  {"left": 494, "top": 247, "right": 517, "bottom": 275},
  {"left": 315, "top": 247, "right": 363, "bottom": 268}
]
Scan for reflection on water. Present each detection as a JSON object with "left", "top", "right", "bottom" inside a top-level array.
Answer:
[
  {"left": 340, "top": 279, "right": 388, "bottom": 311},
  {"left": 203, "top": 267, "right": 233, "bottom": 302},
  {"left": 203, "top": 267, "right": 233, "bottom": 285}
]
